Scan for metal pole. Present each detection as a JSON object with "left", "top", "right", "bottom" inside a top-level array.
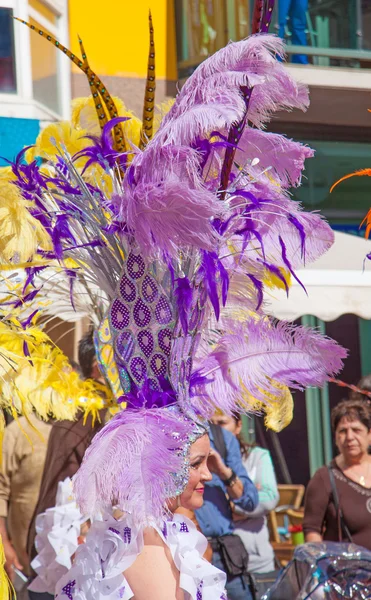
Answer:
[
  {"left": 302, "top": 315, "right": 324, "bottom": 475},
  {"left": 317, "top": 319, "right": 333, "bottom": 465},
  {"left": 355, "top": 0, "right": 363, "bottom": 50}
]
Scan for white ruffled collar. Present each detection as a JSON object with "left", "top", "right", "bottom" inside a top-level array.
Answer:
[{"left": 55, "top": 512, "right": 227, "bottom": 600}]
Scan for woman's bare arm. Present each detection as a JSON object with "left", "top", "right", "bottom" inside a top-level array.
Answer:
[
  {"left": 124, "top": 528, "right": 184, "bottom": 600},
  {"left": 305, "top": 531, "right": 323, "bottom": 543}
]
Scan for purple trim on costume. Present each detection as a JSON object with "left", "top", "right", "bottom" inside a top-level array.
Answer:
[
  {"left": 179, "top": 522, "right": 189, "bottom": 533},
  {"left": 123, "top": 527, "right": 132, "bottom": 543},
  {"left": 61, "top": 580, "right": 76, "bottom": 600},
  {"left": 108, "top": 527, "right": 120, "bottom": 535}
]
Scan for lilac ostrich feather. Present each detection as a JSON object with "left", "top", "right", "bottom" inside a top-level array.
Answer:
[
  {"left": 235, "top": 129, "right": 314, "bottom": 188},
  {"left": 161, "top": 36, "right": 285, "bottom": 125},
  {"left": 159, "top": 36, "right": 308, "bottom": 142},
  {"left": 261, "top": 209, "right": 334, "bottom": 269},
  {"left": 122, "top": 157, "right": 221, "bottom": 258},
  {"left": 73, "top": 408, "right": 198, "bottom": 523},
  {"left": 192, "top": 318, "right": 347, "bottom": 416},
  {"left": 229, "top": 182, "right": 334, "bottom": 270}
]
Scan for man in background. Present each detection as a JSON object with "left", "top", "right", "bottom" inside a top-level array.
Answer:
[{"left": 0, "top": 413, "right": 51, "bottom": 590}]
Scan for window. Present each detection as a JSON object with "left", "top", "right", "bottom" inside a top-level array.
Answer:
[
  {"left": 0, "top": 7, "right": 16, "bottom": 93},
  {"left": 0, "top": 0, "right": 69, "bottom": 119}
]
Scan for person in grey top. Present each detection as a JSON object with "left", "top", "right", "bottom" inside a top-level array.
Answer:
[{"left": 211, "top": 414, "right": 279, "bottom": 573}]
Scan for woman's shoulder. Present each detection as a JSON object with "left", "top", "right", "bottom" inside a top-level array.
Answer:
[{"left": 307, "top": 463, "right": 332, "bottom": 490}]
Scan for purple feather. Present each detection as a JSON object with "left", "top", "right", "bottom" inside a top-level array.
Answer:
[
  {"left": 64, "top": 268, "right": 77, "bottom": 312},
  {"left": 125, "top": 377, "right": 177, "bottom": 409},
  {"left": 200, "top": 251, "right": 220, "bottom": 320},
  {"left": 247, "top": 274, "right": 264, "bottom": 311},
  {"left": 174, "top": 276, "right": 193, "bottom": 335},
  {"left": 160, "top": 35, "right": 309, "bottom": 143},
  {"left": 20, "top": 310, "right": 39, "bottom": 329},
  {"left": 218, "top": 258, "right": 229, "bottom": 307},
  {"left": 288, "top": 214, "right": 306, "bottom": 260},
  {"left": 23, "top": 340, "right": 33, "bottom": 366},
  {"left": 74, "top": 117, "right": 129, "bottom": 170},
  {"left": 193, "top": 318, "right": 347, "bottom": 415},
  {"left": 51, "top": 215, "right": 77, "bottom": 259},
  {"left": 122, "top": 147, "right": 220, "bottom": 259},
  {"left": 278, "top": 236, "right": 307, "bottom": 294},
  {"left": 235, "top": 128, "right": 314, "bottom": 189},
  {"left": 73, "top": 408, "right": 197, "bottom": 523}
]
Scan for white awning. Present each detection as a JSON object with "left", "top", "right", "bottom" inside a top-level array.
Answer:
[{"left": 267, "top": 231, "right": 371, "bottom": 322}]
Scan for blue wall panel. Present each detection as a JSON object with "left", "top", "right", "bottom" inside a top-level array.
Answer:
[{"left": 0, "top": 117, "right": 40, "bottom": 164}]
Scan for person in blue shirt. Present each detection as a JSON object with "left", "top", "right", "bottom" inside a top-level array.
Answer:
[{"left": 196, "top": 425, "right": 258, "bottom": 600}]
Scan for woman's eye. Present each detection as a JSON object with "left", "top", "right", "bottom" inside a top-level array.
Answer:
[{"left": 190, "top": 462, "right": 200, "bottom": 469}]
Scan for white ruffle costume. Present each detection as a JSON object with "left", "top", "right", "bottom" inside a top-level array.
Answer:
[
  {"left": 29, "top": 478, "right": 88, "bottom": 595},
  {"left": 55, "top": 513, "right": 227, "bottom": 600}
]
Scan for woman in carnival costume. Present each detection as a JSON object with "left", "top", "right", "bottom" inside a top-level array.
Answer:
[{"left": 0, "top": 1, "right": 349, "bottom": 598}]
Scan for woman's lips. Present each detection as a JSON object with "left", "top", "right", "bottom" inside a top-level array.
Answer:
[{"left": 195, "top": 487, "right": 205, "bottom": 494}]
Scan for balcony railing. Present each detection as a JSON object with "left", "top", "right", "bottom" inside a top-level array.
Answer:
[{"left": 175, "top": 0, "right": 371, "bottom": 76}]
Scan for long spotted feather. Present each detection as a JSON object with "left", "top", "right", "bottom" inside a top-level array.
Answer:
[
  {"left": 260, "top": 0, "right": 275, "bottom": 33},
  {"left": 251, "top": 0, "right": 264, "bottom": 34},
  {"left": 14, "top": 17, "right": 126, "bottom": 153},
  {"left": 140, "top": 11, "right": 156, "bottom": 150}
]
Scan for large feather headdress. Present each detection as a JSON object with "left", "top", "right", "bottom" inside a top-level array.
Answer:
[{"left": 4, "top": 7, "right": 347, "bottom": 523}]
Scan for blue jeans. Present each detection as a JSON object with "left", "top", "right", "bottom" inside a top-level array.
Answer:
[
  {"left": 278, "top": 0, "right": 309, "bottom": 64},
  {"left": 213, "top": 550, "right": 253, "bottom": 600}
]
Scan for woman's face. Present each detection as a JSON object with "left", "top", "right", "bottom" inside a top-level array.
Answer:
[
  {"left": 178, "top": 434, "right": 212, "bottom": 510},
  {"left": 210, "top": 414, "right": 242, "bottom": 436},
  {"left": 335, "top": 417, "right": 371, "bottom": 460}
]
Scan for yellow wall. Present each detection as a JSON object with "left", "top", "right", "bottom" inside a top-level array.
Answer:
[{"left": 68, "top": 0, "right": 177, "bottom": 80}]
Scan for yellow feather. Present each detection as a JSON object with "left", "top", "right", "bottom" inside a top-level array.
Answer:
[
  {"left": 263, "top": 267, "right": 291, "bottom": 290},
  {"left": 153, "top": 98, "right": 175, "bottom": 134},
  {"left": 0, "top": 178, "right": 52, "bottom": 263},
  {"left": 239, "top": 381, "right": 294, "bottom": 432},
  {"left": 0, "top": 410, "right": 4, "bottom": 468},
  {"left": 0, "top": 536, "right": 14, "bottom": 600},
  {"left": 0, "top": 319, "right": 115, "bottom": 424},
  {"left": 32, "top": 121, "right": 90, "bottom": 168}
]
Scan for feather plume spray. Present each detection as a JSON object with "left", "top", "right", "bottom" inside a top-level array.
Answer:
[
  {"left": 159, "top": 35, "right": 308, "bottom": 134},
  {"left": 140, "top": 11, "right": 156, "bottom": 150},
  {"left": 14, "top": 18, "right": 126, "bottom": 153},
  {"left": 330, "top": 168, "right": 371, "bottom": 238},
  {"left": 123, "top": 175, "right": 220, "bottom": 259},
  {"left": 2, "top": 265, "right": 108, "bottom": 326},
  {"left": 0, "top": 173, "right": 52, "bottom": 263},
  {"left": 193, "top": 318, "right": 347, "bottom": 417},
  {"left": 0, "top": 318, "right": 112, "bottom": 423},
  {"left": 74, "top": 409, "right": 195, "bottom": 521}
]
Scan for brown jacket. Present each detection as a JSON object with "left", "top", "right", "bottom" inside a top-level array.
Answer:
[{"left": 0, "top": 415, "right": 51, "bottom": 574}]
